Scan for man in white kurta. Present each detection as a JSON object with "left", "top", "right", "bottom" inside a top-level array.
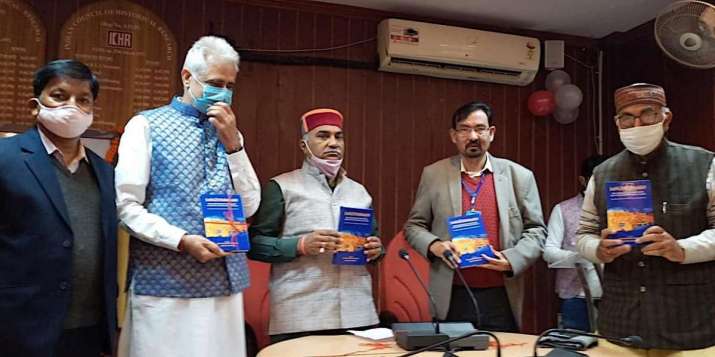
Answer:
[
  {"left": 248, "top": 109, "right": 383, "bottom": 343},
  {"left": 543, "top": 155, "right": 605, "bottom": 332},
  {"left": 115, "top": 36, "right": 260, "bottom": 357}
]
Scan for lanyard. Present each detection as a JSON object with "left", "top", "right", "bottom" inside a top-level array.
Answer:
[{"left": 461, "top": 173, "right": 488, "bottom": 212}]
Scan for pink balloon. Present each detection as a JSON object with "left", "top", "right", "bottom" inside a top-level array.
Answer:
[{"left": 527, "top": 90, "right": 556, "bottom": 117}]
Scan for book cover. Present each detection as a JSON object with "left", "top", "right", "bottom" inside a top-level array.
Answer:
[
  {"left": 606, "top": 180, "right": 654, "bottom": 246},
  {"left": 333, "top": 207, "right": 373, "bottom": 265},
  {"left": 200, "top": 193, "right": 249, "bottom": 253},
  {"left": 447, "top": 212, "right": 496, "bottom": 268}
]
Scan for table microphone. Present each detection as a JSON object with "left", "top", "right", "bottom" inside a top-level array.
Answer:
[
  {"left": 423, "top": 250, "right": 500, "bottom": 357},
  {"left": 532, "top": 328, "right": 644, "bottom": 357},
  {"left": 398, "top": 249, "right": 441, "bottom": 333},
  {"left": 443, "top": 250, "right": 482, "bottom": 328},
  {"left": 394, "top": 249, "right": 492, "bottom": 353}
]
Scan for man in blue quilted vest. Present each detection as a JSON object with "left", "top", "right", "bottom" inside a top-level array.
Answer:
[{"left": 115, "top": 36, "right": 261, "bottom": 357}]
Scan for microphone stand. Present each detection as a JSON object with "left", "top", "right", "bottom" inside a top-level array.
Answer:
[
  {"left": 444, "top": 251, "right": 481, "bottom": 328},
  {"left": 573, "top": 263, "right": 596, "bottom": 333},
  {"left": 399, "top": 249, "right": 441, "bottom": 334},
  {"left": 431, "top": 250, "right": 499, "bottom": 356},
  {"left": 395, "top": 249, "right": 491, "bottom": 353}
]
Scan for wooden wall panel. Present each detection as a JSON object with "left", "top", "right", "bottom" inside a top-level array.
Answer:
[
  {"left": 22, "top": 0, "right": 605, "bottom": 333},
  {"left": 603, "top": 21, "right": 715, "bottom": 155}
]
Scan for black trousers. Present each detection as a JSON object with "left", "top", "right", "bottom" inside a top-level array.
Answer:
[
  {"left": 55, "top": 324, "right": 105, "bottom": 357},
  {"left": 445, "top": 285, "right": 518, "bottom": 332}
]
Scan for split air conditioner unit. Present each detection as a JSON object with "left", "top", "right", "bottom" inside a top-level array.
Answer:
[{"left": 377, "top": 18, "right": 541, "bottom": 86}]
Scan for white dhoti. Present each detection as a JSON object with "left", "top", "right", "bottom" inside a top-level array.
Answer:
[{"left": 118, "top": 290, "right": 246, "bottom": 357}]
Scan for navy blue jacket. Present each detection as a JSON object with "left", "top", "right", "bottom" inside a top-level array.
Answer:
[{"left": 0, "top": 127, "right": 118, "bottom": 356}]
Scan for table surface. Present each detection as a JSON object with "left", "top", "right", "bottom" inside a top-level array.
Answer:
[{"left": 256, "top": 332, "right": 634, "bottom": 357}]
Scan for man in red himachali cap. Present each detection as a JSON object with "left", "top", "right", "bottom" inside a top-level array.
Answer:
[
  {"left": 248, "top": 108, "right": 384, "bottom": 343},
  {"left": 577, "top": 83, "right": 715, "bottom": 351}
]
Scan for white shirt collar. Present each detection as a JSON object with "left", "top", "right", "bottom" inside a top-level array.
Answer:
[
  {"left": 460, "top": 155, "right": 492, "bottom": 178},
  {"left": 37, "top": 127, "right": 88, "bottom": 174}
]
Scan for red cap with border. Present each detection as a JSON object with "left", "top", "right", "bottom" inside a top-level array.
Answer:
[{"left": 300, "top": 108, "right": 343, "bottom": 135}]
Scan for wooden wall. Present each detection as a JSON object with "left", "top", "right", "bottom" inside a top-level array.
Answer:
[
  {"left": 24, "top": 0, "right": 604, "bottom": 333},
  {"left": 602, "top": 21, "right": 715, "bottom": 154}
]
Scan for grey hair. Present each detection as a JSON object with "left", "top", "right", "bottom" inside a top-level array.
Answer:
[{"left": 182, "top": 36, "right": 239, "bottom": 78}]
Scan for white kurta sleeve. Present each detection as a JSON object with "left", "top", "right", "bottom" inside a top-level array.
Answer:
[
  {"left": 576, "top": 177, "right": 603, "bottom": 263},
  {"left": 678, "top": 158, "right": 715, "bottom": 264},
  {"left": 544, "top": 204, "right": 580, "bottom": 265},
  {"left": 115, "top": 115, "right": 186, "bottom": 251},
  {"left": 226, "top": 131, "right": 261, "bottom": 218}
]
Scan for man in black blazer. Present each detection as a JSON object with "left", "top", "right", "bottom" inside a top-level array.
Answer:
[{"left": 0, "top": 60, "right": 117, "bottom": 357}]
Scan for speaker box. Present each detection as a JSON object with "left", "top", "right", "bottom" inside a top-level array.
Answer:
[
  {"left": 392, "top": 322, "right": 490, "bottom": 351},
  {"left": 544, "top": 40, "right": 565, "bottom": 69}
]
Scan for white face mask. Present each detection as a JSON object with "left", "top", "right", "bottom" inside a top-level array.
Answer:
[
  {"left": 34, "top": 99, "right": 93, "bottom": 138},
  {"left": 303, "top": 140, "right": 343, "bottom": 179},
  {"left": 619, "top": 121, "right": 664, "bottom": 156}
]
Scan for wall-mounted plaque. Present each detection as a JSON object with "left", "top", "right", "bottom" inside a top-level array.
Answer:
[
  {"left": 0, "top": 0, "right": 46, "bottom": 132},
  {"left": 59, "top": 0, "right": 178, "bottom": 137}
]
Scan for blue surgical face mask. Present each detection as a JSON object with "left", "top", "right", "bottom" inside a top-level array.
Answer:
[{"left": 188, "top": 75, "right": 233, "bottom": 114}]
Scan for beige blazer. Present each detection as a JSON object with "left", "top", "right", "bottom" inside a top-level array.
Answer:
[{"left": 404, "top": 154, "right": 547, "bottom": 328}]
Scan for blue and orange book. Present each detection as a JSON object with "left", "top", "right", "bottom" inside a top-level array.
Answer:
[
  {"left": 200, "top": 193, "right": 250, "bottom": 253},
  {"left": 447, "top": 212, "right": 496, "bottom": 268},
  {"left": 606, "top": 180, "right": 654, "bottom": 246},
  {"left": 333, "top": 207, "right": 373, "bottom": 265}
]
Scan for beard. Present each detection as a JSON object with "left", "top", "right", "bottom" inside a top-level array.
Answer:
[{"left": 464, "top": 142, "right": 485, "bottom": 158}]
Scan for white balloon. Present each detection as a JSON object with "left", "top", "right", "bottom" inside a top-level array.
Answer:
[
  {"left": 555, "top": 84, "right": 583, "bottom": 110},
  {"left": 553, "top": 107, "right": 579, "bottom": 124},
  {"left": 545, "top": 70, "right": 571, "bottom": 93}
]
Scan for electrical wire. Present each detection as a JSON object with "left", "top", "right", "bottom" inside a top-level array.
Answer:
[
  {"left": 565, "top": 53, "right": 595, "bottom": 69},
  {"left": 565, "top": 52, "right": 599, "bottom": 152},
  {"left": 239, "top": 37, "right": 376, "bottom": 53}
]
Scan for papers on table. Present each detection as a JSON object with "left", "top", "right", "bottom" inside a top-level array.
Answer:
[{"left": 347, "top": 327, "right": 394, "bottom": 341}]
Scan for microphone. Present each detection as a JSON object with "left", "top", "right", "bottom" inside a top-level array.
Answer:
[
  {"left": 532, "top": 328, "right": 644, "bottom": 357},
  {"left": 393, "top": 248, "right": 490, "bottom": 352},
  {"left": 443, "top": 250, "right": 482, "bottom": 328},
  {"left": 399, "top": 249, "right": 441, "bottom": 333}
]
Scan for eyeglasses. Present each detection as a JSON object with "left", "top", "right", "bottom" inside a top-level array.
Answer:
[
  {"left": 615, "top": 108, "right": 663, "bottom": 129},
  {"left": 455, "top": 126, "right": 491, "bottom": 137}
]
